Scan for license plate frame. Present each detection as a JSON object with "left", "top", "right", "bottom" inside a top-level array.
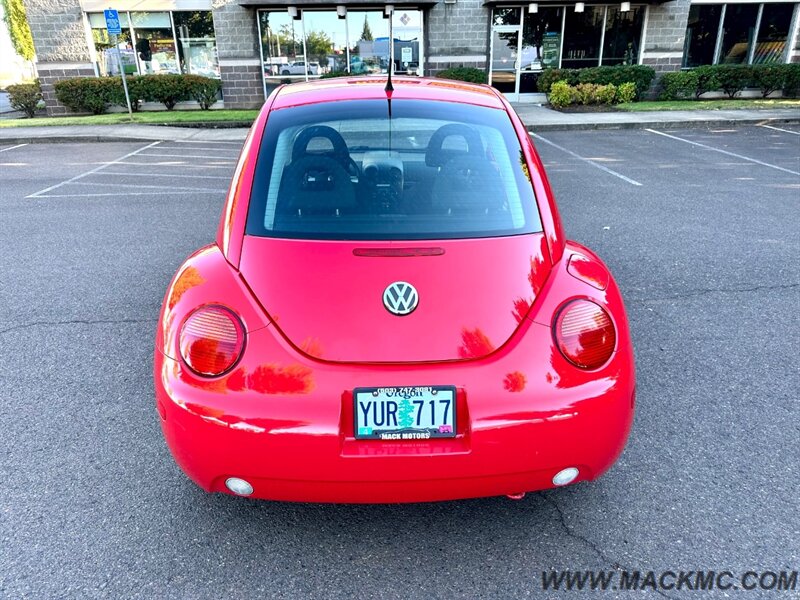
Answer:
[{"left": 353, "top": 385, "right": 457, "bottom": 440}]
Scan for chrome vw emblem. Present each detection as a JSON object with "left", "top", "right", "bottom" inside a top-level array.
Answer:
[{"left": 383, "top": 281, "right": 419, "bottom": 316}]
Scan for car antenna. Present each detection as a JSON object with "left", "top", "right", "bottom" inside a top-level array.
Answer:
[{"left": 385, "top": 5, "right": 394, "bottom": 93}]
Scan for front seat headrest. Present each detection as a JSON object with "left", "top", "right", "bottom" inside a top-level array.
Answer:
[{"left": 425, "top": 124, "right": 484, "bottom": 168}]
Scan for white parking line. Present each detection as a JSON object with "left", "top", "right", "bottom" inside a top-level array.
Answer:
[
  {"left": 99, "top": 171, "right": 230, "bottom": 180},
  {"left": 34, "top": 190, "right": 223, "bottom": 198},
  {"left": 173, "top": 139, "right": 243, "bottom": 144},
  {"left": 645, "top": 129, "right": 800, "bottom": 176},
  {"left": 68, "top": 181, "right": 225, "bottom": 192},
  {"left": 0, "top": 143, "right": 28, "bottom": 153},
  {"left": 117, "top": 161, "right": 231, "bottom": 169},
  {"left": 759, "top": 124, "right": 800, "bottom": 136},
  {"left": 530, "top": 133, "right": 643, "bottom": 187},
  {"left": 26, "top": 141, "right": 161, "bottom": 198},
  {"left": 154, "top": 146, "right": 241, "bottom": 153},
  {"left": 140, "top": 151, "right": 237, "bottom": 160}
]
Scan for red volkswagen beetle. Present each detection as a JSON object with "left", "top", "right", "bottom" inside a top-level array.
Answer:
[{"left": 154, "top": 77, "right": 635, "bottom": 503}]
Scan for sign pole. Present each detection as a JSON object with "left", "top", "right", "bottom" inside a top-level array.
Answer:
[
  {"left": 104, "top": 8, "right": 132, "bottom": 117},
  {"left": 113, "top": 33, "right": 133, "bottom": 117}
]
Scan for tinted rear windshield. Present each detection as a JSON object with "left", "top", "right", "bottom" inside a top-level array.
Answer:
[{"left": 246, "top": 98, "right": 541, "bottom": 241}]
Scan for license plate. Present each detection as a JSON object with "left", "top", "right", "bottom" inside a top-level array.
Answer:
[{"left": 354, "top": 386, "right": 457, "bottom": 440}]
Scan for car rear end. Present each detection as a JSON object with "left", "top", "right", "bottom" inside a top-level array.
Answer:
[{"left": 154, "top": 79, "right": 635, "bottom": 502}]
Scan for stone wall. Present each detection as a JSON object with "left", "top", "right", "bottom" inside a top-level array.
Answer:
[
  {"left": 425, "top": 0, "right": 489, "bottom": 76},
  {"left": 211, "top": 0, "right": 262, "bottom": 108},
  {"left": 23, "top": 0, "right": 94, "bottom": 115}
]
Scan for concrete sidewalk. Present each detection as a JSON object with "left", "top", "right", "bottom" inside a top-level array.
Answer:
[{"left": 0, "top": 105, "right": 798, "bottom": 144}]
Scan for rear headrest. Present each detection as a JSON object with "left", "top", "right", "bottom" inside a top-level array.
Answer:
[
  {"left": 292, "top": 125, "right": 350, "bottom": 164},
  {"left": 425, "top": 124, "right": 484, "bottom": 168},
  {"left": 278, "top": 155, "right": 356, "bottom": 214}
]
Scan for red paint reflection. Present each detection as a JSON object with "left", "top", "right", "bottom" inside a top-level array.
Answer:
[
  {"left": 458, "top": 327, "right": 495, "bottom": 359},
  {"left": 503, "top": 371, "right": 527, "bottom": 392}
]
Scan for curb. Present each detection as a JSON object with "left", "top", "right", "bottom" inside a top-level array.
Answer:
[
  {"left": 2, "top": 115, "right": 798, "bottom": 144},
  {"left": 525, "top": 116, "right": 800, "bottom": 132}
]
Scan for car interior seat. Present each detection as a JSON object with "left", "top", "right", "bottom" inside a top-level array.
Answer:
[{"left": 278, "top": 125, "right": 357, "bottom": 216}]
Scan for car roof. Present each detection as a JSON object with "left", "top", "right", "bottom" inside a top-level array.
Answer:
[{"left": 271, "top": 76, "right": 506, "bottom": 110}]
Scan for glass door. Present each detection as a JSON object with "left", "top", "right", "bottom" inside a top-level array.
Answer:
[
  {"left": 490, "top": 7, "right": 522, "bottom": 100},
  {"left": 519, "top": 6, "right": 563, "bottom": 94}
]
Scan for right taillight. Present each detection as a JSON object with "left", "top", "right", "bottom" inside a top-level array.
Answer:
[
  {"left": 554, "top": 299, "right": 616, "bottom": 370},
  {"left": 179, "top": 305, "right": 245, "bottom": 377}
]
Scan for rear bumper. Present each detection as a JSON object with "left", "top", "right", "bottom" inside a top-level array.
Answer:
[{"left": 155, "top": 318, "right": 635, "bottom": 503}]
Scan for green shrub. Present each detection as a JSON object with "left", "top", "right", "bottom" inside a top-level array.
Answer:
[
  {"left": 6, "top": 80, "right": 42, "bottom": 117},
  {"left": 54, "top": 77, "right": 121, "bottom": 114},
  {"left": 659, "top": 71, "right": 696, "bottom": 100},
  {"left": 595, "top": 83, "right": 617, "bottom": 105},
  {"left": 574, "top": 82, "right": 598, "bottom": 105},
  {"left": 548, "top": 80, "right": 574, "bottom": 108},
  {"left": 577, "top": 65, "right": 655, "bottom": 99},
  {"left": 435, "top": 67, "right": 487, "bottom": 84},
  {"left": 692, "top": 65, "right": 719, "bottom": 98},
  {"left": 124, "top": 75, "right": 149, "bottom": 112},
  {"left": 145, "top": 74, "right": 191, "bottom": 110},
  {"left": 538, "top": 68, "right": 579, "bottom": 93},
  {"left": 782, "top": 64, "right": 800, "bottom": 98},
  {"left": 320, "top": 70, "right": 350, "bottom": 79},
  {"left": 615, "top": 82, "right": 637, "bottom": 104},
  {"left": 751, "top": 64, "right": 785, "bottom": 98},
  {"left": 183, "top": 74, "right": 221, "bottom": 110},
  {"left": 714, "top": 64, "right": 753, "bottom": 98}
]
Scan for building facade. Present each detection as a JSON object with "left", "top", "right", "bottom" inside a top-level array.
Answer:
[{"left": 20, "top": 0, "right": 800, "bottom": 114}]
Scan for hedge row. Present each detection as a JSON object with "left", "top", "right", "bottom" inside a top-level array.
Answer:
[
  {"left": 436, "top": 67, "right": 488, "bottom": 84},
  {"left": 659, "top": 64, "right": 800, "bottom": 100},
  {"left": 548, "top": 81, "right": 637, "bottom": 108},
  {"left": 538, "top": 65, "right": 655, "bottom": 100},
  {"left": 7, "top": 80, "right": 42, "bottom": 118},
  {"left": 53, "top": 74, "right": 221, "bottom": 114}
]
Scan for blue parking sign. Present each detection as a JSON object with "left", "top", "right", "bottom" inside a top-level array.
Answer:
[{"left": 104, "top": 9, "right": 121, "bottom": 35}]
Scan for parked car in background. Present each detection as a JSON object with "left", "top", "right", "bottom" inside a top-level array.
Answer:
[{"left": 281, "top": 61, "right": 320, "bottom": 75}]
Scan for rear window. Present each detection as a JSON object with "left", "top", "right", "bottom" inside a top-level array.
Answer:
[{"left": 246, "top": 98, "right": 541, "bottom": 240}]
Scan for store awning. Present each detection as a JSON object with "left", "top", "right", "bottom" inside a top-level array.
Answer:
[{"left": 240, "top": 0, "right": 437, "bottom": 6}]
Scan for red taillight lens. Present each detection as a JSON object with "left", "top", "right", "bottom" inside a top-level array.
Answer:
[
  {"left": 554, "top": 300, "right": 616, "bottom": 370},
  {"left": 179, "top": 306, "right": 245, "bottom": 377}
]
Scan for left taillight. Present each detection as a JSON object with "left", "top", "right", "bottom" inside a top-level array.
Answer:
[{"left": 179, "top": 305, "right": 245, "bottom": 377}]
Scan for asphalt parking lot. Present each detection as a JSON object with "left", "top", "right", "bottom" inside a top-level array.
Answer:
[{"left": 1, "top": 125, "right": 798, "bottom": 598}]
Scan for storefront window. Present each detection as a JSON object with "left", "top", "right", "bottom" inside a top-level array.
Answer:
[
  {"left": 493, "top": 7, "right": 522, "bottom": 26},
  {"left": 753, "top": 3, "right": 794, "bottom": 63},
  {"left": 88, "top": 10, "right": 218, "bottom": 78},
  {"left": 302, "top": 11, "right": 348, "bottom": 74},
  {"left": 88, "top": 12, "right": 136, "bottom": 77},
  {"left": 347, "top": 12, "right": 389, "bottom": 75},
  {"left": 392, "top": 10, "right": 423, "bottom": 75},
  {"left": 131, "top": 12, "right": 178, "bottom": 74},
  {"left": 519, "top": 7, "right": 563, "bottom": 93},
  {"left": 562, "top": 6, "right": 605, "bottom": 68},
  {"left": 683, "top": 5, "right": 722, "bottom": 68},
  {"left": 683, "top": 2, "right": 795, "bottom": 68},
  {"left": 258, "top": 9, "right": 418, "bottom": 96},
  {"left": 173, "top": 11, "right": 219, "bottom": 78},
  {"left": 719, "top": 3, "right": 760, "bottom": 64},
  {"left": 602, "top": 6, "right": 644, "bottom": 66}
]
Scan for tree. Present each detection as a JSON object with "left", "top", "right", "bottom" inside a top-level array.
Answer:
[
  {"left": 305, "top": 30, "right": 332, "bottom": 65},
  {"left": 360, "top": 15, "right": 373, "bottom": 42},
  {"left": 1, "top": 0, "right": 35, "bottom": 61}
]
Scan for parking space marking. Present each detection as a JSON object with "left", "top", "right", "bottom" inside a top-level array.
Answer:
[
  {"left": 173, "top": 139, "right": 243, "bottom": 144},
  {"left": 68, "top": 181, "right": 224, "bottom": 192},
  {"left": 154, "top": 146, "right": 241, "bottom": 153},
  {"left": 645, "top": 129, "right": 800, "bottom": 176},
  {"left": 530, "top": 133, "right": 643, "bottom": 186},
  {"left": 117, "top": 161, "right": 231, "bottom": 169},
  {"left": 33, "top": 190, "right": 223, "bottom": 198},
  {"left": 139, "top": 151, "right": 237, "bottom": 160},
  {"left": 0, "top": 143, "right": 27, "bottom": 153},
  {"left": 26, "top": 141, "right": 161, "bottom": 198},
  {"left": 100, "top": 171, "right": 230, "bottom": 180},
  {"left": 759, "top": 124, "right": 800, "bottom": 136}
]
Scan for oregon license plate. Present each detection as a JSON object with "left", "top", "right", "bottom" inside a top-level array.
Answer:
[{"left": 354, "top": 386, "right": 457, "bottom": 440}]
